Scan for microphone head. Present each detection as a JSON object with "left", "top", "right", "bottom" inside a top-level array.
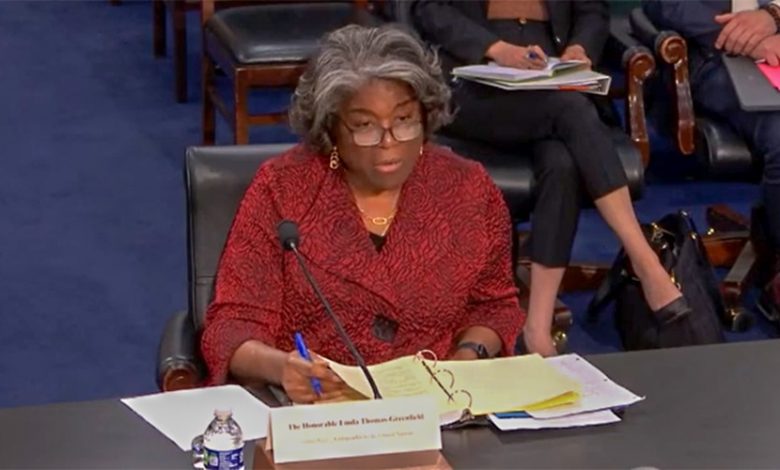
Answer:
[{"left": 276, "top": 219, "right": 300, "bottom": 251}]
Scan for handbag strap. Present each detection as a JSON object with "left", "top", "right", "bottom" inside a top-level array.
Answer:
[{"left": 586, "top": 249, "right": 631, "bottom": 322}]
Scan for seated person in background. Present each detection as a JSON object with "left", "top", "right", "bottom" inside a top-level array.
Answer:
[
  {"left": 200, "top": 25, "right": 525, "bottom": 404},
  {"left": 643, "top": 0, "right": 780, "bottom": 315},
  {"left": 412, "top": 0, "right": 688, "bottom": 356}
]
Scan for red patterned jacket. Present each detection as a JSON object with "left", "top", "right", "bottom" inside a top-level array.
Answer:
[{"left": 201, "top": 143, "right": 525, "bottom": 384}]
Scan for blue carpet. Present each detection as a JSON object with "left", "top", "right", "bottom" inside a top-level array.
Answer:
[{"left": 0, "top": 1, "right": 775, "bottom": 408}]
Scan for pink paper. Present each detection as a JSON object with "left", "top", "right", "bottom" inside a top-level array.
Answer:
[{"left": 757, "top": 63, "right": 780, "bottom": 91}]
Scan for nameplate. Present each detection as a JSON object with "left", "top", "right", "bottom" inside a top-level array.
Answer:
[{"left": 269, "top": 395, "right": 441, "bottom": 464}]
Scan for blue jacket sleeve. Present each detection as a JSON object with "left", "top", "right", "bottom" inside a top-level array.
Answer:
[{"left": 642, "top": 0, "right": 728, "bottom": 50}]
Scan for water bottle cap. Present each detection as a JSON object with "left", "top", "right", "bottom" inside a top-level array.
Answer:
[{"left": 214, "top": 409, "right": 233, "bottom": 420}]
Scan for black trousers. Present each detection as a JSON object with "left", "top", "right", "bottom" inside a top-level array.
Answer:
[{"left": 444, "top": 20, "right": 627, "bottom": 266}]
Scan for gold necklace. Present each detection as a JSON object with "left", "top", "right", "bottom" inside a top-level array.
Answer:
[
  {"left": 359, "top": 211, "right": 395, "bottom": 226},
  {"left": 354, "top": 197, "right": 399, "bottom": 235}
]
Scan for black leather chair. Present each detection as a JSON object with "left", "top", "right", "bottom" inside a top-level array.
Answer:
[
  {"left": 157, "top": 139, "right": 644, "bottom": 391},
  {"left": 201, "top": 0, "right": 385, "bottom": 145},
  {"left": 628, "top": 8, "right": 763, "bottom": 331}
]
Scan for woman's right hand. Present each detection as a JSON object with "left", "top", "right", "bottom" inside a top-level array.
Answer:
[
  {"left": 486, "top": 40, "right": 548, "bottom": 70},
  {"left": 280, "top": 351, "right": 350, "bottom": 404}
]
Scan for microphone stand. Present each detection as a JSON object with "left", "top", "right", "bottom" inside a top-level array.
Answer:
[{"left": 289, "top": 242, "right": 383, "bottom": 400}]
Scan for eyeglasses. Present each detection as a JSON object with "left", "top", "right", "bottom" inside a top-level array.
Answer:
[{"left": 340, "top": 118, "right": 423, "bottom": 147}]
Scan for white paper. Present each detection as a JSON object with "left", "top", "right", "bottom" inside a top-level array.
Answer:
[
  {"left": 527, "top": 354, "right": 644, "bottom": 419},
  {"left": 488, "top": 409, "right": 620, "bottom": 431},
  {"left": 121, "top": 385, "right": 271, "bottom": 451}
]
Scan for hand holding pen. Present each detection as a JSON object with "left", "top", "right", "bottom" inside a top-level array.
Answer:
[
  {"left": 280, "top": 332, "right": 349, "bottom": 404},
  {"left": 486, "top": 40, "right": 547, "bottom": 70},
  {"left": 524, "top": 45, "right": 549, "bottom": 67},
  {"left": 294, "top": 332, "right": 323, "bottom": 396}
]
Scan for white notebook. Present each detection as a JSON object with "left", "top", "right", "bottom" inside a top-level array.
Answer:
[{"left": 453, "top": 59, "right": 587, "bottom": 82}]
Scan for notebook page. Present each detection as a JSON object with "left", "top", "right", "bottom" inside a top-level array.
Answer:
[
  {"left": 437, "top": 354, "right": 581, "bottom": 415},
  {"left": 328, "top": 354, "right": 581, "bottom": 416}
]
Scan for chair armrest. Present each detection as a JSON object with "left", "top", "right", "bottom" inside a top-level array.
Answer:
[
  {"left": 609, "top": 17, "right": 656, "bottom": 166},
  {"left": 157, "top": 310, "right": 204, "bottom": 392},
  {"left": 629, "top": 8, "right": 695, "bottom": 155}
]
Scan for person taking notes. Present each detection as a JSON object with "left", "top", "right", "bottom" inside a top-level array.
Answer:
[{"left": 412, "top": 0, "right": 689, "bottom": 356}]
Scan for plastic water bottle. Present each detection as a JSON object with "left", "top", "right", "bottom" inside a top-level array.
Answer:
[
  {"left": 201, "top": 409, "right": 244, "bottom": 470},
  {"left": 191, "top": 434, "right": 205, "bottom": 469}
]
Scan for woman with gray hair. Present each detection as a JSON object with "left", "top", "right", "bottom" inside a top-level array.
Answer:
[{"left": 200, "top": 24, "right": 525, "bottom": 404}]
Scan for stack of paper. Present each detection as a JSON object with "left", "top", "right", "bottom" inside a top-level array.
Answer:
[
  {"left": 453, "top": 60, "right": 612, "bottom": 96},
  {"left": 453, "top": 58, "right": 586, "bottom": 82},
  {"left": 489, "top": 354, "right": 644, "bottom": 431},
  {"left": 327, "top": 353, "right": 581, "bottom": 417}
]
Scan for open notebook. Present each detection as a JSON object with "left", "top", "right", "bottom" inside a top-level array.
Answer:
[
  {"left": 453, "top": 59, "right": 611, "bottom": 96},
  {"left": 324, "top": 352, "right": 580, "bottom": 423},
  {"left": 453, "top": 59, "right": 588, "bottom": 82}
]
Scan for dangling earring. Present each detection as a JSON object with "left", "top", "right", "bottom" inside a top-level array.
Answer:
[
  {"left": 329, "top": 146, "right": 340, "bottom": 170},
  {"left": 419, "top": 145, "right": 424, "bottom": 156}
]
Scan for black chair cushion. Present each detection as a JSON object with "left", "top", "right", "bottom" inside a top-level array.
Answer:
[
  {"left": 434, "top": 135, "right": 535, "bottom": 221},
  {"left": 187, "top": 144, "right": 296, "bottom": 328},
  {"left": 206, "top": 3, "right": 383, "bottom": 64},
  {"left": 694, "top": 116, "right": 757, "bottom": 179},
  {"left": 436, "top": 128, "right": 645, "bottom": 222}
]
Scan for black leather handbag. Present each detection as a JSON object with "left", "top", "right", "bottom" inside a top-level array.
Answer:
[{"left": 587, "top": 211, "right": 725, "bottom": 350}]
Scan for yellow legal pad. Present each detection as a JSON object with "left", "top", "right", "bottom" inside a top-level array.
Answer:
[{"left": 326, "top": 354, "right": 580, "bottom": 416}]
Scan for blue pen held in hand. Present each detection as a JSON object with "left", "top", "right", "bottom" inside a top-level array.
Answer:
[
  {"left": 294, "top": 332, "right": 323, "bottom": 396},
  {"left": 527, "top": 50, "right": 547, "bottom": 65}
]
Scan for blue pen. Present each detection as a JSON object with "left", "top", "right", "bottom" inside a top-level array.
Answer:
[
  {"left": 526, "top": 50, "right": 548, "bottom": 65},
  {"left": 294, "top": 332, "right": 323, "bottom": 396}
]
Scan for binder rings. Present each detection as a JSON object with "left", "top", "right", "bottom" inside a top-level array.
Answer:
[{"left": 326, "top": 351, "right": 581, "bottom": 420}]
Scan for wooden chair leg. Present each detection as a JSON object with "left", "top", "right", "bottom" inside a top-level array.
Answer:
[
  {"left": 153, "top": 0, "right": 166, "bottom": 57},
  {"left": 202, "top": 56, "right": 216, "bottom": 145},
  {"left": 706, "top": 204, "right": 749, "bottom": 232},
  {"left": 720, "top": 241, "right": 758, "bottom": 332},
  {"left": 233, "top": 71, "right": 250, "bottom": 145},
  {"left": 172, "top": 0, "right": 188, "bottom": 102},
  {"left": 560, "top": 263, "right": 610, "bottom": 291},
  {"left": 702, "top": 230, "right": 749, "bottom": 268}
]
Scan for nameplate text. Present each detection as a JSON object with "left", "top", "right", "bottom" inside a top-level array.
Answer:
[{"left": 270, "top": 395, "right": 441, "bottom": 464}]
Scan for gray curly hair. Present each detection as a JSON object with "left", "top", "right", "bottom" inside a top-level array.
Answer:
[{"left": 289, "top": 24, "right": 452, "bottom": 154}]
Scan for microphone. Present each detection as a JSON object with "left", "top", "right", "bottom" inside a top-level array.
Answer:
[{"left": 276, "top": 220, "right": 383, "bottom": 400}]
